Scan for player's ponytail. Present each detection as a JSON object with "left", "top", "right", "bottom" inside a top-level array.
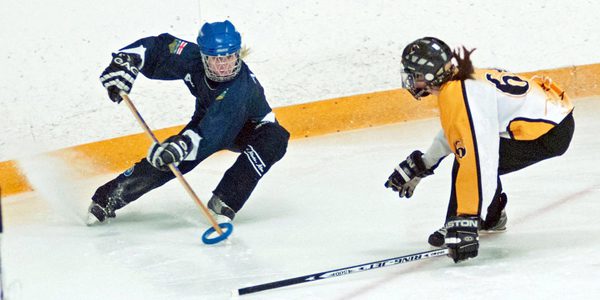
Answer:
[
  {"left": 453, "top": 46, "right": 476, "bottom": 81},
  {"left": 240, "top": 45, "right": 251, "bottom": 60}
]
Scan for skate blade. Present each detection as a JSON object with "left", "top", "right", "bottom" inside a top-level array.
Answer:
[
  {"left": 199, "top": 217, "right": 233, "bottom": 227},
  {"left": 86, "top": 213, "right": 101, "bottom": 226},
  {"left": 86, "top": 202, "right": 111, "bottom": 226},
  {"left": 480, "top": 228, "right": 507, "bottom": 235},
  {"left": 86, "top": 207, "right": 105, "bottom": 226},
  {"left": 198, "top": 210, "right": 233, "bottom": 226}
]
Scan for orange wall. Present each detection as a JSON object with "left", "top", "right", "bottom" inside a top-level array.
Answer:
[{"left": 2, "top": 63, "right": 599, "bottom": 197}]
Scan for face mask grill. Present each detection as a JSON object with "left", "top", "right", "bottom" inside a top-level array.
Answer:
[{"left": 201, "top": 51, "right": 241, "bottom": 82}]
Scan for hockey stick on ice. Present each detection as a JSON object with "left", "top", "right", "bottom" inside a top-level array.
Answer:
[
  {"left": 234, "top": 248, "right": 449, "bottom": 296},
  {"left": 120, "top": 93, "right": 225, "bottom": 236}
]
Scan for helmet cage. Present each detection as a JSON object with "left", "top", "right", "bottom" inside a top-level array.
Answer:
[
  {"left": 201, "top": 51, "right": 242, "bottom": 82},
  {"left": 400, "top": 67, "right": 431, "bottom": 99},
  {"left": 400, "top": 62, "right": 455, "bottom": 99}
]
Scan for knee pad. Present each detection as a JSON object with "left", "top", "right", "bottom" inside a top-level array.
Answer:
[{"left": 249, "top": 122, "right": 289, "bottom": 164}]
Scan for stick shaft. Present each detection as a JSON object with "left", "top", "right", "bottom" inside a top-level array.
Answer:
[
  {"left": 120, "top": 94, "right": 223, "bottom": 234},
  {"left": 236, "top": 248, "right": 449, "bottom": 295}
]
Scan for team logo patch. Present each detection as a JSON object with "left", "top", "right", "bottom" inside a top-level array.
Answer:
[
  {"left": 123, "top": 166, "right": 135, "bottom": 177},
  {"left": 244, "top": 145, "right": 267, "bottom": 177},
  {"left": 454, "top": 140, "right": 466, "bottom": 158},
  {"left": 168, "top": 39, "right": 188, "bottom": 55},
  {"left": 216, "top": 89, "right": 228, "bottom": 101}
]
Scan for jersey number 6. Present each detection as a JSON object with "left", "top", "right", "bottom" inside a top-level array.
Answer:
[{"left": 485, "top": 73, "right": 530, "bottom": 96}]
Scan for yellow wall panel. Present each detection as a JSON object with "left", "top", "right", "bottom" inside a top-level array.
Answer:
[{"left": 2, "top": 63, "right": 599, "bottom": 197}]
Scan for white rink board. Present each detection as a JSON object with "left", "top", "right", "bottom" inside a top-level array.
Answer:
[{"left": 2, "top": 0, "right": 600, "bottom": 160}]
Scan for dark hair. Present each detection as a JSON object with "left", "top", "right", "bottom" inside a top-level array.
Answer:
[{"left": 452, "top": 46, "right": 476, "bottom": 81}]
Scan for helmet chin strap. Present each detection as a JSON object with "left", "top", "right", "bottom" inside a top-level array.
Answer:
[{"left": 411, "top": 87, "right": 431, "bottom": 100}]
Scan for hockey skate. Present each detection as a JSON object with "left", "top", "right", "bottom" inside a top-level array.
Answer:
[
  {"left": 86, "top": 197, "right": 120, "bottom": 225},
  {"left": 482, "top": 209, "right": 507, "bottom": 232},
  {"left": 481, "top": 193, "right": 508, "bottom": 232},
  {"left": 206, "top": 195, "right": 235, "bottom": 224},
  {"left": 428, "top": 227, "right": 447, "bottom": 247}
]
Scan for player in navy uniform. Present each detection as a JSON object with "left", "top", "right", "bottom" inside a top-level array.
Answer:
[{"left": 89, "top": 20, "right": 289, "bottom": 224}]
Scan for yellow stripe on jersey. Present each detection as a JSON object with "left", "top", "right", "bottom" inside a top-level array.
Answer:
[
  {"left": 507, "top": 119, "right": 556, "bottom": 140},
  {"left": 438, "top": 80, "right": 482, "bottom": 216}
]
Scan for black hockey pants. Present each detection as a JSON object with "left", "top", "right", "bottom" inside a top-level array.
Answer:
[
  {"left": 445, "top": 111, "right": 575, "bottom": 219},
  {"left": 92, "top": 121, "right": 289, "bottom": 213}
]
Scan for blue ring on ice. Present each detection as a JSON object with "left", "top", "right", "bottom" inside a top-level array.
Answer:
[{"left": 202, "top": 223, "right": 234, "bottom": 244}]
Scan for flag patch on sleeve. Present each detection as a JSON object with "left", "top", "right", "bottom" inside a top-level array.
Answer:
[{"left": 168, "top": 39, "right": 188, "bottom": 55}]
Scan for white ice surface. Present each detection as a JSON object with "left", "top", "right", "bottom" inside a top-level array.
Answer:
[{"left": 3, "top": 98, "right": 600, "bottom": 300}]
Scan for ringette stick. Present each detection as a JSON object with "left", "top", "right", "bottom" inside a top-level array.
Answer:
[
  {"left": 120, "top": 93, "right": 224, "bottom": 235},
  {"left": 234, "top": 248, "right": 449, "bottom": 296}
]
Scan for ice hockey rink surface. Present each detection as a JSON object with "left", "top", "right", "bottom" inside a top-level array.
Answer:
[{"left": 3, "top": 98, "right": 599, "bottom": 300}]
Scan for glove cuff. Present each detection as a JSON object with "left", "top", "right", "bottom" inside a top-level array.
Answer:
[
  {"left": 407, "top": 150, "right": 433, "bottom": 177},
  {"left": 445, "top": 216, "right": 479, "bottom": 263},
  {"left": 181, "top": 129, "right": 202, "bottom": 161},
  {"left": 445, "top": 216, "right": 479, "bottom": 231},
  {"left": 112, "top": 52, "right": 142, "bottom": 74}
]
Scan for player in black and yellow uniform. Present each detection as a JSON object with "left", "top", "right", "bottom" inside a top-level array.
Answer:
[{"left": 384, "top": 37, "right": 574, "bottom": 263}]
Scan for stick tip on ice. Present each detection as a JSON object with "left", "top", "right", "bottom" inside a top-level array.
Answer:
[{"left": 231, "top": 289, "right": 240, "bottom": 297}]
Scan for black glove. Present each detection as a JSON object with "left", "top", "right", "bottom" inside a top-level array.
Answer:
[
  {"left": 99, "top": 52, "right": 142, "bottom": 103},
  {"left": 147, "top": 134, "right": 193, "bottom": 171},
  {"left": 384, "top": 150, "right": 432, "bottom": 198},
  {"left": 445, "top": 216, "right": 479, "bottom": 263}
]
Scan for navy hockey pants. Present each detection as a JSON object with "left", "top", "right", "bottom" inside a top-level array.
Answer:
[
  {"left": 92, "top": 121, "right": 289, "bottom": 213},
  {"left": 445, "top": 111, "right": 575, "bottom": 219}
]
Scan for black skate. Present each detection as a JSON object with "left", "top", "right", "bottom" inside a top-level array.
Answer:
[
  {"left": 482, "top": 193, "right": 508, "bottom": 232},
  {"left": 428, "top": 227, "right": 447, "bottom": 247},
  {"left": 482, "top": 210, "right": 507, "bottom": 232},
  {"left": 86, "top": 198, "right": 119, "bottom": 225},
  {"left": 207, "top": 195, "right": 235, "bottom": 223}
]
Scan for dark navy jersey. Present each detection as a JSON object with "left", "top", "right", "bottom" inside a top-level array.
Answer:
[{"left": 119, "top": 33, "right": 274, "bottom": 155}]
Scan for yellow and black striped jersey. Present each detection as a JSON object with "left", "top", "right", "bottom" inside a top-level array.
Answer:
[{"left": 424, "top": 69, "right": 573, "bottom": 216}]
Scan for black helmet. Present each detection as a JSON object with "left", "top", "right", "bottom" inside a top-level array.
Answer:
[{"left": 400, "top": 37, "right": 454, "bottom": 99}]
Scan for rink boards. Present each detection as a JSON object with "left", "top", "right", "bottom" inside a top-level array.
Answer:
[{"left": 1, "top": 63, "right": 600, "bottom": 196}]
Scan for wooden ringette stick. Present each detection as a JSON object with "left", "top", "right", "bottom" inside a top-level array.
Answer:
[{"left": 120, "top": 93, "right": 223, "bottom": 235}]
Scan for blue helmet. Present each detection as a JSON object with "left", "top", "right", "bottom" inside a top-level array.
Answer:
[
  {"left": 197, "top": 20, "right": 243, "bottom": 82},
  {"left": 197, "top": 20, "right": 241, "bottom": 56}
]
